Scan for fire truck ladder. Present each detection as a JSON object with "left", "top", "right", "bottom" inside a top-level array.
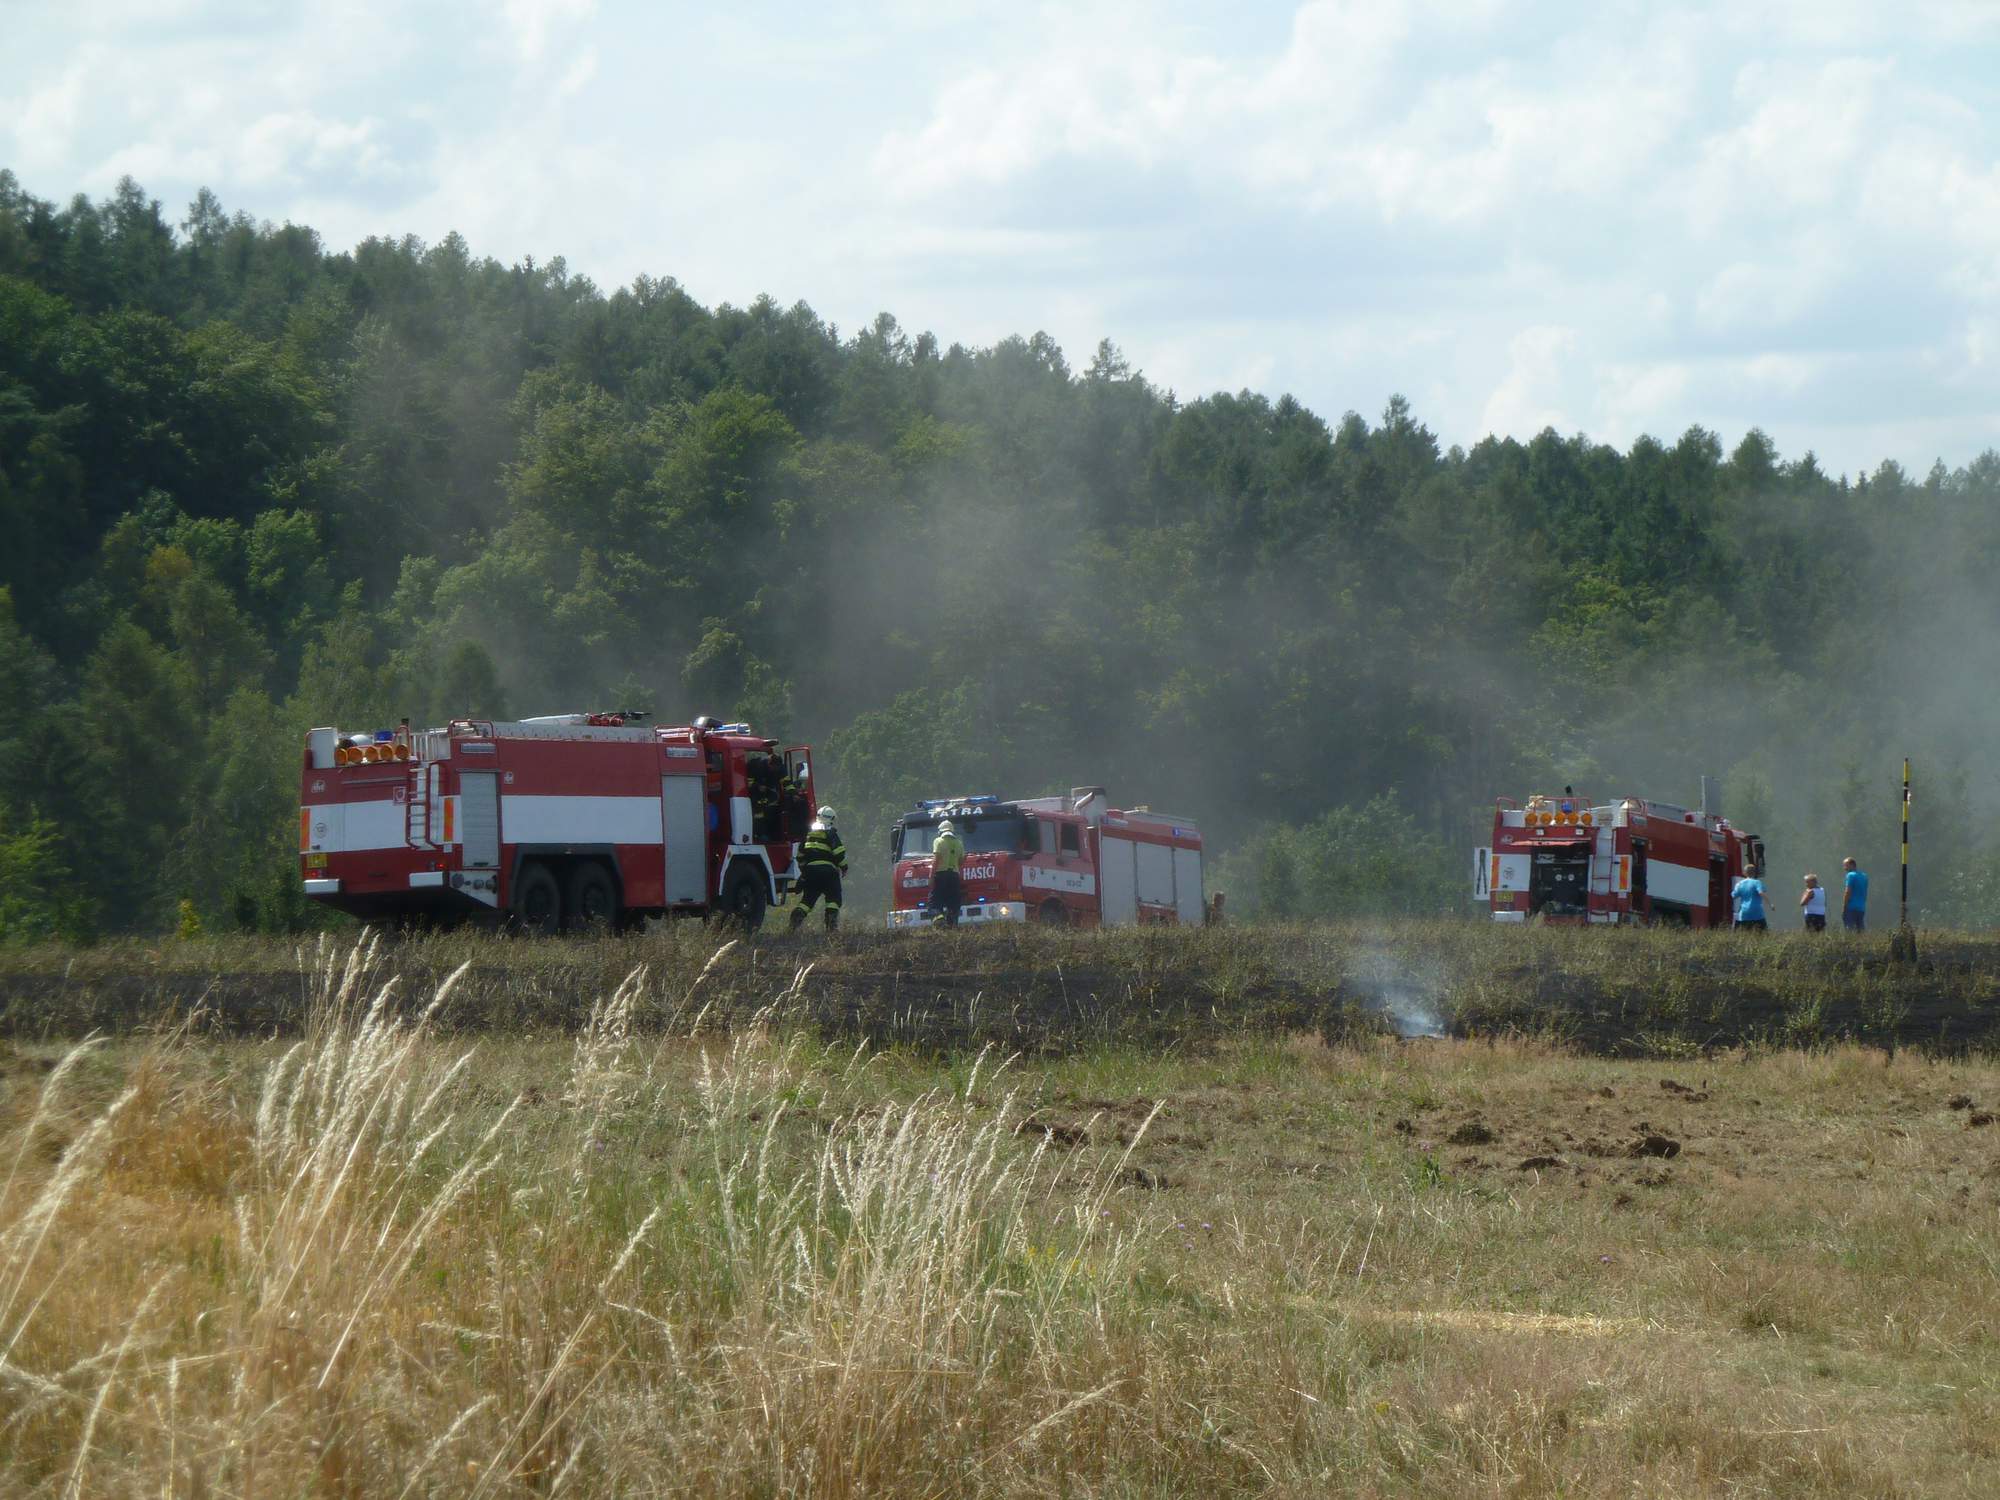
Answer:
[{"left": 406, "top": 761, "right": 437, "bottom": 848}]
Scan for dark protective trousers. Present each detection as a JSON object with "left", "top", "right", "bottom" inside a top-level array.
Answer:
[
  {"left": 791, "top": 865, "right": 842, "bottom": 930},
  {"left": 930, "top": 868, "right": 963, "bottom": 927}
]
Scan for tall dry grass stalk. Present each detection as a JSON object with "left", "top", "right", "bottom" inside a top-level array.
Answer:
[{"left": 0, "top": 940, "right": 1175, "bottom": 1496}]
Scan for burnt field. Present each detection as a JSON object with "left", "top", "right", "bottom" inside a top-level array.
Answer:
[{"left": 5, "top": 921, "right": 2000, "bottom": 1056}]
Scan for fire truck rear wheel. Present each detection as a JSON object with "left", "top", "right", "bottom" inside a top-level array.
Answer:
[
  {"left": 513, "top": 862, "right": 562, "bottom": 937},
  {"left": 1036, "top": 899, "right": 1068, "bottom": 927},
  {"left": 721, "top": 864, "right": 768, "bottom": 930},
  {"left": 565, "top": 862, "right": 618, "bottom": 933}
]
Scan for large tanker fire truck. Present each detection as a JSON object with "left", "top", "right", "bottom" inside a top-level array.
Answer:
[
  {"left": 885, "top": 788, "right": 1206, "bottom": 929},
  {"left": 1476, "top": 789, "right": 1764, "bottom": 926},
  {"left": 299, "top": 714, "right": 816, "bottom": 931}
]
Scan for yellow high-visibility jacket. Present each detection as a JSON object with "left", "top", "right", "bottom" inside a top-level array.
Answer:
[{"left": 931, "top": 831, "right": 964, "bottom": 873}]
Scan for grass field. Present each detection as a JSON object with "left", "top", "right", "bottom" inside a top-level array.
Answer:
[{"left": 2, "top": 925, "right": 1998, "bottom": 1495}]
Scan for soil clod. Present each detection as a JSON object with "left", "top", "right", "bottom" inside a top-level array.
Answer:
[
  {"left": 1947, "top": 1094, "right": 1975, "bottom": 1110},
  {"left": 1017, "top": 1118, "right": 1089, "bottom": 1147},
  {"left": 1629, "top": 1133, "right": 1681, "bottom": 1159},
  {"left": 1447, "top": 1120, "right": 1495, "bottom": 1146}
]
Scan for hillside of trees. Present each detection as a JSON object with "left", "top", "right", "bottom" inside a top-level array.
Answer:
[{"left": 3, "top": 171, "right": 1998, "bottom": 938}]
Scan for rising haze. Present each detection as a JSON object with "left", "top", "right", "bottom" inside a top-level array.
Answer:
[{"left": 1, "top": 4, "right": 1998, "bottom": 936}]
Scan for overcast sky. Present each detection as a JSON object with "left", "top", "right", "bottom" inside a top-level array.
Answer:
[{"left": 7, "top": 0, "right": 1998, "bottom": 475}]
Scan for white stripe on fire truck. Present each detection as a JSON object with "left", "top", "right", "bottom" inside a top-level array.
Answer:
[
  {"left": 1022, "top": 865, "right": 1096, "bottom": 896},
  {"left": 310, "top": 800, "right": 405, "bottom": 853},
  {"left": 500, "top": 794, "right": 665, "bottom": 846},
  {"left": 1645, "top": 859, "right": 1708, "bottom": 907}
]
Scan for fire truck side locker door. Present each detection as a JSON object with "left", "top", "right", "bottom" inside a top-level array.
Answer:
[
  {"left": 662, "top": 775, "right": 706, "bottom": 905},
  {"left": 461, "top": 773, "right": 500, "bottom": 869},
  {"left": 1135, "top": 841, "right": 1175, "bottom": 909},
  {"left": 1099, "top": 837, "right": 1138, "bottom": 925},
  {"left": 1173, "top": 846, "right": 1203, "bottom": 925}
]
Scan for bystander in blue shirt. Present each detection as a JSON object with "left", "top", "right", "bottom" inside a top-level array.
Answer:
[
  {"left": 1732, "top": 872, "right": 1767, "bottom": 930},
  {"left": 1842, "top": 861, "right": 1868, "bottom": 931}
]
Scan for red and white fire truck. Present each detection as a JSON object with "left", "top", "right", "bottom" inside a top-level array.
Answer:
[
  {"left": 300, "top": 714, "right": 817, "bottom": 931},
  {"left": 1476, "top": 790, "right": 1764, "bottom": 926},
  {"left": 885, "top": 789, "right": 1206, "bottom": 929}
]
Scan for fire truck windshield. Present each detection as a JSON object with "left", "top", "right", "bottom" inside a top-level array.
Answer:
[{"left": 896, "top": 815, "right": 1028, "bottom": 861}]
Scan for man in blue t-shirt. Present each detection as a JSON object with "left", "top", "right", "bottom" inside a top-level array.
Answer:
[
  {"left": 1731, "top": 864, "right": 1768, "bottom": 931},
  {"left": 1841, "top": 857, "right": 1868, "bottom": 932}
]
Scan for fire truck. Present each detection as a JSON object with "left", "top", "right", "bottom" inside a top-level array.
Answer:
[
  {"left": 1476, "top": 790, "right": 1764, "bottom": 926},
  {"left": 885, "top": 789, "right": 1206, "bottom": 929},
  {"left": 299, "top": 714, "right": 816, "bottom": 931}
]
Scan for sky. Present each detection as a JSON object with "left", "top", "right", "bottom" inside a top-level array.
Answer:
[{"left": 5, "top": 0, "right": 1998, "bottom": 476}]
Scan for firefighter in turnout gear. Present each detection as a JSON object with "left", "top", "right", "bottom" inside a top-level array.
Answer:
[
  {"left": 790, "top": 807, "right": 847, "bottom": 930},
  {"left": 749, "top": 753, "right": 780, "bottom": 839},
  {"left": 929, "top": 818, "right": 965, "bottom": 928}
]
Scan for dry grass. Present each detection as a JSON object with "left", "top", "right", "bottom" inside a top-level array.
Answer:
[
  {"left": 7, "top": 919, "right": 2000, "bottom": 1057},
  {"left": 1, "top": 937, "right": 1998, "bottom": 1495}
]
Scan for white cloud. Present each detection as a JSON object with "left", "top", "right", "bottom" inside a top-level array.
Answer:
[
  {"left": 2, "top": 0, "right": 1996, "bottom": 474},
  {"left": 1481, "top": 325, "right": 1577, "bottom": 439},
  {"left": 501, "top": 0, "right": 598, "bottom": 65}
]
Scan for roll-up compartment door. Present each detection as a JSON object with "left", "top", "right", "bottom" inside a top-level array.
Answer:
[
  {"left": 662, "top": 774, "right": 706, "bottom": 905},
  {"left": 460, "top": 773, "right": 500, "bottom": 869},
  {"left": 1135, "top": 840, "right": 1175, "bottom": 907},
  {"left": 1173, "top": 847, "right": 1203, "bottom": 924},
  {"left": 1099, "top": 837, "right": 1138, "bottom": 925}
]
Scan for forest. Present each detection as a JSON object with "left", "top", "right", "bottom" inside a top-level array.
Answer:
[{"left": 3, "top": 170, "right": 1998, "bottom": 938}]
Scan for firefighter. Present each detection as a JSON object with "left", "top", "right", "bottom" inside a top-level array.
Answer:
[
  {"left": 749, "top": 753, "right": 780, "bottom": 839},
  {"left": 790, "top": 807, "right": 847, "bottom": 930},
  {"left": 930, "top": 818, "right": 965, "bottom": 927},
  {"left": 782, "top": 764, "right": 810, "bottom": 843}
]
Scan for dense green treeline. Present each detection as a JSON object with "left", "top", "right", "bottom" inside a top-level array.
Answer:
[{"left": 3, "top": 171, "right": 1999, "bottom": 937}]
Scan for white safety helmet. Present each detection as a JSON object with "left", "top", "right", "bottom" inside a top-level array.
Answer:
[
  {"left": 938, "top": 819, "right": 956, "bottom": 836},
  {"left": 817, "top": 806, "right": 836, "bottom": 824}
]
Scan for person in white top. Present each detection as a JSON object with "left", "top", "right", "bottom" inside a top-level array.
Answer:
[{"left": 1800, "top": 873, "right": 1827, "bottom": 933}]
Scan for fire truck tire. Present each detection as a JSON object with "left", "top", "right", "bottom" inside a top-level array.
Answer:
[
  {"left": 513, "top": 862, "right": 562, "bottom": 936},
  {"left": 721, "top": 864, "right": 768, "bottom": 930},
  {"left": 564, "top": 862, "right": 618, "bottom": 932},
  {"left": 1036, "top": 899, "right": 1068, "bottom": 927}
]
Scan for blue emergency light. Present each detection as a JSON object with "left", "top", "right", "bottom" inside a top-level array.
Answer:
[{"left": 914, "top": 795, "right": 1000, "bottom": 812}]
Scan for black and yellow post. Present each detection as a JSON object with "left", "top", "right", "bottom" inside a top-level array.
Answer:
[{"left": 1891, "top": 758, "right": 1917, "bottom": 962}]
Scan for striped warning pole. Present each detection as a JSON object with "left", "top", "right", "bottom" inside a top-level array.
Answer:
[
  {"left": 1891, "top": 759, "right": 1917, "bottom": 962},
  {"left": 1900, "top": 757, "right": 1910, "bottom": 929}
]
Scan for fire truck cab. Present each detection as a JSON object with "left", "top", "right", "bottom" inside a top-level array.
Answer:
[
  {"left": 1476, "top": 790, "right": 1764, "bottom": 927},
  {"left": 300, "top": 713, "right": 815, "bottom": 931},
  {"left": 885, "top": 788, "right": 1205, "bottom": 929}
]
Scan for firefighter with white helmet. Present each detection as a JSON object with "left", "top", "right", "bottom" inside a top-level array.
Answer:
[
  {"left": 791, "top": 806, "right": 847, "bottom": 931},
  {"left": 929, "top": 817, "right": 965, "bottom": 928}
]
